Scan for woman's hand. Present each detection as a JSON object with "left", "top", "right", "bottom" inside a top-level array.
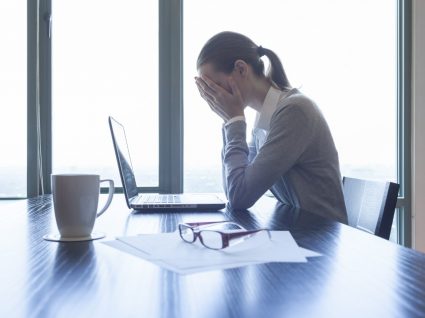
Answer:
[{"left": 195, "top": 75, "right": 244, "bottom": 122}]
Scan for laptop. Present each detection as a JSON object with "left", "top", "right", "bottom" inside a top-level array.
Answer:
[{"left": 108, "top": 116, "right": 226, "bottom": 211}]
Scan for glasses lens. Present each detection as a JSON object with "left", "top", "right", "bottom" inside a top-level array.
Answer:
[
  {"left": 199, "top": 230, "right": 223, "bottom": 249},
  {"left": 179, "top": 224, "right": 195, "bottom": 242}
]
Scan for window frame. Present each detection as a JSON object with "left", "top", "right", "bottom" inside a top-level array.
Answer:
[
  {"left": 27, "top": 0, "right": 52, "bottom": 197},
  {"left": 396, "top": 0, "right": 412, "bottom": 247},
  {"left": 26, "top": 0, "right": 184, "bottom": 196}
]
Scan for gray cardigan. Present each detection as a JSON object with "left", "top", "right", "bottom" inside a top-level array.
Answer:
[{"left": 221, "top": 89, "right": 348, "bottom": 224}]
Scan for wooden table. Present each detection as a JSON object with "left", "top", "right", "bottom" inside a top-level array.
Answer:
[{"left": 1, "top": 194, "right": 425, "bottom": 318}]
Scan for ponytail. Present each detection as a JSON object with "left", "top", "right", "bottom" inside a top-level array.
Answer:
[{"left": 259, "top": 46, "right": 291, "bottom": 90}]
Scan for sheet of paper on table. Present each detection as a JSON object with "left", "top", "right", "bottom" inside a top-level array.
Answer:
[{"left": 102, "top": 231, "right": 321, "bottom": 275}]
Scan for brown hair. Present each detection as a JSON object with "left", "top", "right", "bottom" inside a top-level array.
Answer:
[{"left": 197, "top": 31, "right": 291, "bottom": 90}]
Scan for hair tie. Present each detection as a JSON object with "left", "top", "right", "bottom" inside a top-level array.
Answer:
[{"left": 257, "top": 45, "right": 266, "bottom": 57}]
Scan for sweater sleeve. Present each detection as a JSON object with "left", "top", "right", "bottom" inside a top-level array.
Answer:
[
  {"left": 221, "top": 125, "right": 258, "bottom": 202},
  {"left": 222, "top": 104, "right": 315, "bottom": 210}
]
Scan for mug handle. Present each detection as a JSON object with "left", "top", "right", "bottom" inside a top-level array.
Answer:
[{"left": 97, "top": 179, "right": 115, "bottom": 217}]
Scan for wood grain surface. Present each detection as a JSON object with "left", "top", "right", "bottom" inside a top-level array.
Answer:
[{"left": 1, "top": 194, "right": 424, "bottom": 318}]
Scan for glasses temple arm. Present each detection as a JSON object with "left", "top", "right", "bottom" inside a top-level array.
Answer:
[
  {"left": 226, "top": 229, "right": 270, "bottom": 239},
  {"left": 184, "top": 220, "right": 233, "bottom": 227}
]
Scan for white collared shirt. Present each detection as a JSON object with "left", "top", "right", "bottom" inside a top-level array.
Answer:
[
  {"left": 225, "top": 115, "right": 246, "bottom": 126},
  {"left": 225, "top": 86, "right": 289, "bottom": 129},
  {"left": 253, "top": 86, "right": 290, "bottom": 131}
]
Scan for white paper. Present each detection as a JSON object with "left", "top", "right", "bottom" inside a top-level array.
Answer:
[
  {"left": 299, "top": 247, "right": 322, "bottom": 258},
  {"left": 103, "top": 239, "right": 266, "bottom": 274},
  {"left": 102, "top": 231, "right": 321, "bottom": 274}
]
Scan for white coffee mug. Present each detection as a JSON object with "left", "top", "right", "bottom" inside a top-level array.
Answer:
[{"left": 51, "top": 174, "right": 114, "bottom": 238}]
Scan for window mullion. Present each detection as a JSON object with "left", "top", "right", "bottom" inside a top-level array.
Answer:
[
  {"left": 158, "top": 0, "right": 183, "bottom": 193},
  {"left": 27, "top": 0, "right": 52, "bottom": 197},
  {"left": 397, "top": 0, "right": 412, "bottom": 247}
]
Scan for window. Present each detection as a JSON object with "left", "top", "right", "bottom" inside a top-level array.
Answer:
[
  {"left": 184, "top": 0, "right": 397, "bottom": 194},
  {"left": 0, "top": 0, "right": 27, "bottom": 198},
  {"left": 52, "top": 0, "right": 159, "bottom": 188},
  {"left": 1, "top": 0, "right": 410, "bottom": 246}
]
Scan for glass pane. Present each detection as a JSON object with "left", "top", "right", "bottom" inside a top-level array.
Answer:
[
  {"left": 184, "top": 0, "right": 397, "bottom": 193},
  {"left": 52, "top": 0, "right": 158, "bottom": 187},
  {"left": 389, "top": 208, "right": 399, "bottom": 244},
  {"left": 201, "top": 231, "right": 223, "bottom": 249},
  {"left": 0, "top": 1, "right": 26, "bottom": 197}
]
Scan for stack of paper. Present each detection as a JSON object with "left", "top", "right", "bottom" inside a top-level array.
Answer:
[{"left": 103, "top": 231, "right": 321, "bottom": 275}]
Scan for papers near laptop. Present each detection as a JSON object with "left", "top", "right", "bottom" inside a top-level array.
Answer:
[{"left": 103, "top": 231, "right": 321, "bottom": 275}]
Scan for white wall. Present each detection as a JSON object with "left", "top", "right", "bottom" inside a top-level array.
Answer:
[{"left": 412, "top": 0, "right": 425, "bottom": 252}]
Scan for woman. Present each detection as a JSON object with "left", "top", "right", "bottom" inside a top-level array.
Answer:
[{"left": 195, "top": 31, "right": 347, "bottom": 224}]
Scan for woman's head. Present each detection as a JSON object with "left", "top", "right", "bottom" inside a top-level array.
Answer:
[{"left": 196, "top": 31, "right": 291, "bottom": 91}]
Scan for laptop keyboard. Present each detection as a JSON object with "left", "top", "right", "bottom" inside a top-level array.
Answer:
[{"left": 138, "top": 194, "right": 181, "bottom": 204}]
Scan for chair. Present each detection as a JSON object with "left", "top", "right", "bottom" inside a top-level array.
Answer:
[{"left": 342, "top": 176, "right": 400, "bottom": 240}]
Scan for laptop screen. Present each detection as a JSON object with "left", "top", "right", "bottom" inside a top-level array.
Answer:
[{"left": 109, "top": 117, "right": 139, "bottom": 201}]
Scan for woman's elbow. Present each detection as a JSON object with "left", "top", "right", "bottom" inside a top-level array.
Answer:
[
  {"left": 227, "top": 196, "right": 256, "bottom": 211},
  {"left": 226, "top": 179, "right": 259, "bottom": 210}
]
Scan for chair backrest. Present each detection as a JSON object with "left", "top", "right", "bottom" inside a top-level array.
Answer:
[{"left": 342, "top": 177, "right": 400, "bottom": 240}]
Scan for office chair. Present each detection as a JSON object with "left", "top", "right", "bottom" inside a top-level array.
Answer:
[{"left": 342, "top": 176, "right": 400, "bottom": 240}]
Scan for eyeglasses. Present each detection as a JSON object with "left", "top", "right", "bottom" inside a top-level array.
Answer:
[{"left": 178, "top": 221, "right": 271, "bottom": 250}]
